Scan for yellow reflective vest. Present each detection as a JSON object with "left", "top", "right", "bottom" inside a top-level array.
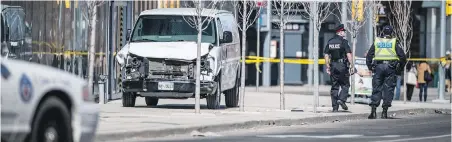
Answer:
[{"left": 374, "top": 37, "right": 399, "bottom": 60}]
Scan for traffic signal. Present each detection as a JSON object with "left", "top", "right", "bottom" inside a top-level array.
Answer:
[
  {"left": 447, "top": 0, "right": 452, "bottom": 16},
  {"left": 351, "top": 0, "right": 364, "bottom": 21}
]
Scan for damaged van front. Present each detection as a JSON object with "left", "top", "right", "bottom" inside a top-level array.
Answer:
[{"left": 115, "top": 9, "right": 240, "bottom": 109}]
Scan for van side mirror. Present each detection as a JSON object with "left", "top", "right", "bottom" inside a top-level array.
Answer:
[
  {"left": 126, "top": 29, "right": 131, "bottom": 41},
  {"left": 221, "top": 31, "right": 232, "bottom": 43}
]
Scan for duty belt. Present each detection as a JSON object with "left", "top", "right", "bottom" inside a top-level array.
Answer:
[
  {"left": 376, "top": 60, "right": 393, "bottom": 64},
  {"left": 332, "top": 59, "right": 346, "bottom": 63}
]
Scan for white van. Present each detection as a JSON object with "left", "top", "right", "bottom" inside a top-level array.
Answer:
[{"left": 116, "top": 8, "right": 241, "bottom": 109}]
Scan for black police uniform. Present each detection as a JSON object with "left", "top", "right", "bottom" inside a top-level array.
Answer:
[
  {"left": 366, "top": 26, "right": 407, "bottom": 119},
  {"left": 324, "top": 24, "right": 352, "bottom": 112}
]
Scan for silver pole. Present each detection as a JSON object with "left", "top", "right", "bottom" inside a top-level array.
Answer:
[
  {"left": 450, "top": 15, "right": 452, "bottom": 103},
  {"left": 436, "top": 1, "right": 446, "bottom": 102},
  {"left": 341, "top": 1, "right": 347, "bottom": 36},
  {"left": 263, "top": 0, "right": 271, "bottom": 87},
  {"left": 256, "top": 9, "right": 260, "bottom": 91},
  {"left": 308, "top": 19, "right": 313, "bottom": 86}
]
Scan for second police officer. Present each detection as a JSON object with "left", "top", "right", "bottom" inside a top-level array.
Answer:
[
  {"left": 366, "top": 25, "right": 406, "bottom": 119},
  {"left": 324, "top": 24, "right": 354, "bottom": 112}
]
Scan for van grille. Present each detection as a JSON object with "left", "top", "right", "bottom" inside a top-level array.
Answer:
[{"left": 148, "top": 61, "right": 193, "bottom": 79}]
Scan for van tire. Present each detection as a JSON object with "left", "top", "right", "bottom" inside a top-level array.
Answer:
[
  {"left": 145, "top": 97, "right": 159, "bottom": 106},
  {"left": 207, "top": 78, "right": 221, "bottom": 109},
  {"left": 30, "top": 97, "right": 73, "bottom": 142},
  {"left": 225, "top": 72, "right": 240, "bottom": 108},
  {"left": 122, "top": 92, "right": 136, "bottom": 107}
]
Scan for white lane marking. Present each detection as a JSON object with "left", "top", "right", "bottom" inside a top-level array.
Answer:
[
  {"left": 371, "top": 134, "right": 451, "bottom": 142},
  {"left": 256, "top": 134, "right": 363, "bottom": 139},
  {"left": 379, "top": 135, "right": 403, "bottom": 138}
]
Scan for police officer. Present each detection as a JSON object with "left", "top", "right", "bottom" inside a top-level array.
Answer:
[
  {"left": 366, "top": 25, "right": 406, "bottom": 119},
  {"left": 324, "top": 24, "right": 354, "bottom": 112}
]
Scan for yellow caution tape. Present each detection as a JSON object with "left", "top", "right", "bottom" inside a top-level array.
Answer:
[{"left": 26, "top": 52, "right": 452, "bottom": 65}]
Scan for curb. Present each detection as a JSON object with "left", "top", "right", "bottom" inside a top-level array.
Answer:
[{"left": 95, "top": 108, "right": 450, "bottom": 141}]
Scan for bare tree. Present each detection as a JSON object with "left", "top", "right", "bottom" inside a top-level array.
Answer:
[
  {"left": 335, "top": 1, "right": 373, "bottom": 105},
  {"left": 301, "top": 2, "right": 335, "bottom": 113},
  {"left": 371, "top": 1, "right": 382, "bottom": 38},
  {"left": 182, "top": 0, "right": 222, "bottom": 113},
  {"left": 272, "top": 0, "right": 301, "bottom": 110},
  {"left": 389, "top": 0, "right": 413, "bottom": 104},
  {"left": 81, "top": 1, "right": 105, "bottom": 102},
  {"left": 231, "top": 0, "right": 262, "bottom": 112}
]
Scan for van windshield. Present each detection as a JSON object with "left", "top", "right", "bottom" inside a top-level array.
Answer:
[{"left": 130, "top": 15, "right": 217, "bottom": 44}]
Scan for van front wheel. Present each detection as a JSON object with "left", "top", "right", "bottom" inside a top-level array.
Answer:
[{"left": 207, "top": 79, "right": 221, "bottom": 109}]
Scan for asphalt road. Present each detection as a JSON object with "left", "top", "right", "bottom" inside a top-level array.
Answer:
[{"left": 143, "top": 114, "right": 451, "bottom": 142}]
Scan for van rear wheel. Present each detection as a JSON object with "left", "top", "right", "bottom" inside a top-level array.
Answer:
[
  {"left": 226, "top": 69, "right": 240, "bottom": 108},
  {"left": 225, "top": 77, "right": 239, "bottom": 108}
]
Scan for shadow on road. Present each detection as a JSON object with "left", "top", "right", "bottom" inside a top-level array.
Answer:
[{"left": 135, "top": 104, "right": 229, "bottom": 110}]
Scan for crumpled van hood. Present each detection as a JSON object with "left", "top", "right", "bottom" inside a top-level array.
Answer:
[
  {"left": 115, "top": 42, "right": 212, "bottom": 65},
  {"left": 129, "top": 42, "right": 211, "bottom": 60}
]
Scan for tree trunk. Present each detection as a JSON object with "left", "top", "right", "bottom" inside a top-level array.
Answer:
[
  {"left": 279, "top": 22, "right": 285, "bottom": 110},
  {"left": 239, "top": 0, "right": 247, "bottom": 112},
  {"left": 88, "top": 6, "right": 97, "bottom": 101},
  {"left": 403, "top": 68, "right": 407, "bottom": 103},
  {"left": 402, "top": 42, "right": 408, "bottom": 104},
  {"left": 350, "top": 36, "right": 357, "bottom": 105},
  {"left": 195, "top": 7, "right": 202, "bottom": 114},
  {"left": 312, "top": 3, "right": 319, "bottom": 113}
]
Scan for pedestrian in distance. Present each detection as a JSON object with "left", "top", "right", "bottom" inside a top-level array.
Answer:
[
  {"left": 417, "top": 61, "right": 432, "bottom": 102},
  {"left": 405, "top": 61, "right": 417, "bottom": 101},
  {"left": 324, "top": 24, "right": 354, "bottom": 112},
  {"left": 366, "top": 25, "right": 407, "bottom": 119}
]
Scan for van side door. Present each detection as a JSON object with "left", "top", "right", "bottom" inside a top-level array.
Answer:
[{"left": 217, "top": 14, "right": 240, "bottom": 90}]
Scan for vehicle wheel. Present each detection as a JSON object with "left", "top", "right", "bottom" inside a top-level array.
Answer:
[
  {"left": 122, "top": 92, "right": 136, "bottom": 107},
  {"left": 145, "top": 97, "right": 159, "bottom": 106},
  {"left": 225, "top": 69, "right": 240, "bottom": 108},
  {"left": 206, "top": 78, "right": 221, "bottom": 109},
  {"left": 30, "top": 96, "right": 72, "bottom": 142}
]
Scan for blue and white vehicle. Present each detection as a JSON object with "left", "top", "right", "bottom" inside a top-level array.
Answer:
[{"left": 1, "top": 56, "right": 99, "bottom": 142}]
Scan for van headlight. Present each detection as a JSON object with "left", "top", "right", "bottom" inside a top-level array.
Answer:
[{"left": 200, "top": 55, "right": 214, "bottom": 74}]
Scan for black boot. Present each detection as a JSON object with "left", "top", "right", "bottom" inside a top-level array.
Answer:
[
  {"left": 368, "top": 107, "right": 377, "bottom": 119},
  {"left": 332, "top": 107, "right": 339, "bottom": 112},
  {"left": 381, "top": 107, "right": 388, "bottom": 119},
  {"left": 337, "top": 100, "right": 348, "bottom": 111}
]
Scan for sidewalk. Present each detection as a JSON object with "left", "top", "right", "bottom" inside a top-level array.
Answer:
[
  {"left": 95, "top": 89, "right": 450, "bottom": 141},
  {"left": 248, "top": 85, "right": 452, "bottom": 102}
]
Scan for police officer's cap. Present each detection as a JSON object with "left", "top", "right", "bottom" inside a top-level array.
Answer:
[
  {"left": 382, "top": 25, "right": 393, "bottom": 35},
  {"left": 335, "top": 24, "right": 346, "bottom": 33}
]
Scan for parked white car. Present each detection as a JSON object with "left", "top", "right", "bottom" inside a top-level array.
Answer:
[
  {"left": 1, "top": 56, "right": 99, "bottom": 142},
  {"left": 116, "top": 8, "right": 241, "bottom": 109}
]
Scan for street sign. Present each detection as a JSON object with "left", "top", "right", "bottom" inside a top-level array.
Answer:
[{"left": 114, "top": 1, "right": 127, "bottom": 7}]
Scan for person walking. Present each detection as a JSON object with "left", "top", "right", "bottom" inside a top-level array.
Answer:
[
  {"left": 445, "top": 51, "right": 451, "bottom": 92},
  {"left": 324, "top": 24, "right": 354, "bottom": 112},
  {"left": 405, "top": 62, "right": 417, "bottom": 101},
  {"left": 366, "top": 25, "right": 406, "bottom": 119},
  {"left": 417, "top": 61, "right": 432, "bottom": 102}
]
